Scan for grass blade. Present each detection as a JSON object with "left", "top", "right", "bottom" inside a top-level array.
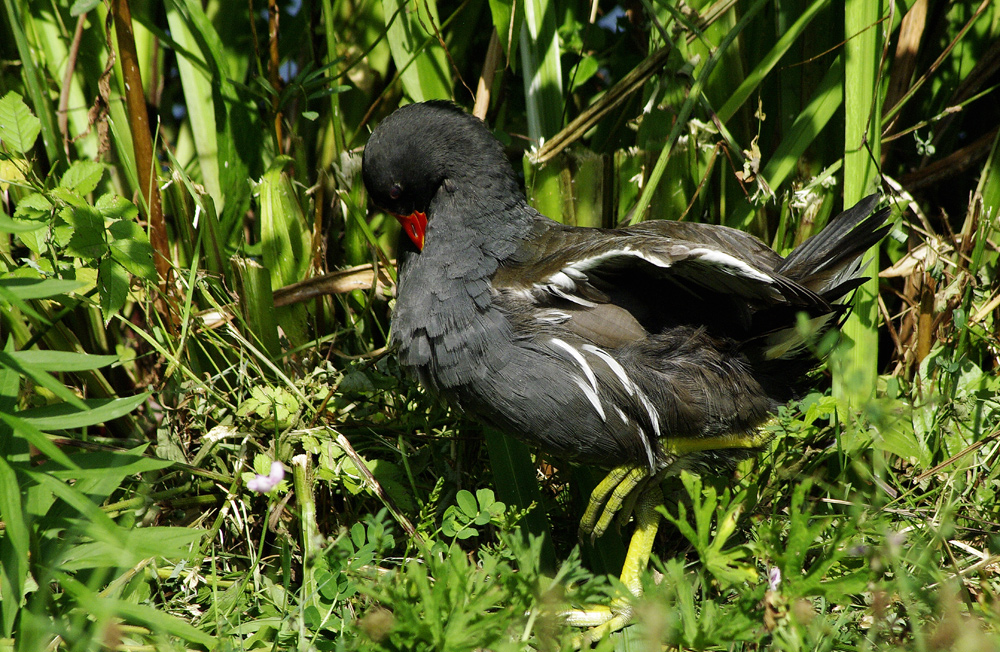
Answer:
[
  {"left": 727, "top": 56, "right": 844, "bottom": 230},
  {"left": 835, "top": 0, "right": 885, "bottom": 407},
  {"left": 716, "top": 0, "right": 831, "bottom": 124},
  {"left": 383, "top": 0, "right": 452, "bottom": 102},
  {"left": 519, "top": 0, "right": 563, "bottom": 144}
]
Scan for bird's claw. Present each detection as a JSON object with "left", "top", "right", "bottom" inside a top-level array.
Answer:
[
  {"left": 567, "top": 483, "right": 665, "bottom": 639},
  {"left": 579, "top": 465, "right": 651, "bottom": 542}
]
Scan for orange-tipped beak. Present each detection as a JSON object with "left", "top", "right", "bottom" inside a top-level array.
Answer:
[{"left": 395, "top": 211, "right": 428, "bottom": 250}]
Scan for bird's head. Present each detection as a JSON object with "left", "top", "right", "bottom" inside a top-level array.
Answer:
[{"left": 362, "top": 101, "right": 523, "bottom": 251}]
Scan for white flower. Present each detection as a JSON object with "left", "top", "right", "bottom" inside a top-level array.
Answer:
[
  {"left": 767, "top": 566, "right": 781, "bottom": 592},
  {"left": 248, "top": 461, "right": 285, "bottom": 493}
]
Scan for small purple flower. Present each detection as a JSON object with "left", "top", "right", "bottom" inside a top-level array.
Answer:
[
  {"left": 767, "top": 567, "right": 781, "bottom": 592},
  {"left": 248, "top": 461, "right": 285, "bottom": 493}
]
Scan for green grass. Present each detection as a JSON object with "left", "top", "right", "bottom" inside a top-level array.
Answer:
[{"left": 1, "top": 0, "right": 999, "bottom": 649}]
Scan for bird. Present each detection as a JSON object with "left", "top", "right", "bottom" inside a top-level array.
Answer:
[{"left": 362, "top": 100, "right": 890, "bottom": 637}]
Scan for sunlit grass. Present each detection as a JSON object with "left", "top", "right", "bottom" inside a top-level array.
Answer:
[{"left": 0, "top": 0, "right": 998, "bottom": 649}]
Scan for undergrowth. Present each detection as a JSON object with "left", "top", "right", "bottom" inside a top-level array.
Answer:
[{"left": 1, "top": 0, "right": 999, "bottom": 650}]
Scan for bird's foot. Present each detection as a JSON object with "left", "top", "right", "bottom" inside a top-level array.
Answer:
[
  {"left": 563, "top": 600, "right": 634, "bottom": 647},
  {"left": 578, "top": 464, "right": 654, "bottom": 543},
  {"left": 566, "top": 483, "right": 664, "bottom": 641},
  {"left": 569, "top": 432, "right": 769, "bottom": 640}
]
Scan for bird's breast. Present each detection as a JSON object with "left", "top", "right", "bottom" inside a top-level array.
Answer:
[{"left": 392, "top": 250, "right": 510, "bottom": 393}]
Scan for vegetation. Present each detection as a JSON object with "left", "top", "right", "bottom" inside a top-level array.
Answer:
[{"left": 0, "top": 0, "right": 998, "bottom": 649}]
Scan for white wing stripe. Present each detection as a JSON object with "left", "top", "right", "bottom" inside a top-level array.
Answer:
[
  {"left": 564, "top": 247, "right": 672, "bottom": 272},
  {"left": 546, "top": 246, "right": 774, "bottom": 285},
  {"left": 535, "top": 309, "right": 570, "bottom": 324},
  {"left": 687, "top": 248, "right": 772, "bottom": 282},
  {"left": 548, "top": 270, "right": 577, "bottom": 290}
]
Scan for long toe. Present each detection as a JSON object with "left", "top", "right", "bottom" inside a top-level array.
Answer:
[
  {"left": 564, "top": 483, "right": 665, "bottom": 639},
  {"left": 579, "top": 465, "right": 650, "bottom": 542}
]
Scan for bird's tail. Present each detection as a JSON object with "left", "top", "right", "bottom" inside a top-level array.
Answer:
[
  {"left": 776, "top": 194, "right": 891, "bottom": 302},
  {"left": 756, "top": 195, "right": 891, "bottom": 363}
]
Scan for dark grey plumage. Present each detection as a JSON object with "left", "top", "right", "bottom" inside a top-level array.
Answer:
[{"left": 362, "top": 101, "right": 890, "bottom": 471}]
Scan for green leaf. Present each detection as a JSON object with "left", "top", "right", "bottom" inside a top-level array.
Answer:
[
  {"left": 382, "top": 0, "right": 452, "bottom": 103},
  {"left": 108, "top": 220, "right": 157, "bottom": 281},
  {"left": 569, "top": 55, "right": 599, "bottom": 90},
  {"left": 0, "top": 413, "right": 80, "bottom": 468},
  {"left": 662, "top": 472, "right": 757, "bottom": 589},
  {"left": 12, "top": 192, "right": 53, "bottom": 221},
  {"left": 519, "top": 0, "right": 564, "bottom": 142},
  {"left": 59, "top": 160, "right": 105, "bottom": 195},
  {"left": 351, "top": 521, "right": 367, "bottom": 548},
  {"left": 61, "top": 526, "right": 202, "bottom": 570},
  {"left": 728, "top": 56, "right": 844, "bottom": 228},
  {"left": 0, "top": 92, "right": 41, "bottom": 154},
  {"left": 165, "top": 1, "right": 223, "bottom": 208},
  {"left": 0, "top": 210, "right": 45, "bottom": 233},
  {"left": 0, "top": 278, "right": 84, "bottom": 300},
  {"left": 456, "top": 489, "right": 478, "bottom": 518},
  {"left": 111, "top": 600, "right": 217, "bottom": 646},
  {"left": 475, "top": 488, "right": 496, "bottom": 511},
  {"left": 5, "top": 350, "right": 118, "bottom": 371},
  {"left": 0, "top": 351, "right": 86, "bottom": 409},
  {"left": 258, "top": 161, "right": 312, "bottom": 346},
  {"left": 974, "top": 127, "right": 1000, "bottom": 229},
  {"left": 52, "top": 209, "right": 75, "bottom": 248},
  {"left": 96, "top": 193, "right": 139, "bottom": 221},
  {"left": 65, "top": 205, "right": 108, "bottom": 259},
  {"left": 0, "top": 456, "right": 28, "bottom": 638},
  {"left": 258, "top": 161, "right": 311, "bottom": 288},
  {"left": 0, "top": 341, "right": 28, "bottom": 638},
  {"left": 17, "top": 393, "right": 149, "bottom": 431},
  {"left": 368, "top": 459, "right": 415, "bottom": 512},
  {"left": 70, "top": 0, "right": 101, "bottom": 16},
  {"left": 716, "top": 0, "right": 831, "bottom": 123},
  {"left": 98, "top": 258, "right": 129, "bottom": 321},
  {"left": 835, "top": 0, "right": 883, "bottom": 407},
  {"left": 50, "top": 187, "right": 86, "bottom": 209},
  {"left": 487, "top": 0, "right": 523, "bottom": 71},
  {"left": 482, "top": 427, "right": 555, "bottom": 569},
  {"left": 44, "top": 452, "right": 172, "bottom": 480}
]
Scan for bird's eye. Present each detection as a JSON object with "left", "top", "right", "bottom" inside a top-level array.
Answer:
[{"left": 389, "top": 184, "right": 402, "bottom": 200}]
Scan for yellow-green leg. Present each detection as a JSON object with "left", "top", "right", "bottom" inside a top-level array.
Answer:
[
  {"left": 578, "top": 464, "right": 650, "bottom": 542},
  {"left": 564, "top": 482, "right": 663, "bottom": 640},
  {"left": 565, "top": 431, "right": 772, "bottom": 639}
]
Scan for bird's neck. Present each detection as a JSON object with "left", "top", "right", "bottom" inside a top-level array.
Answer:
[{"left": 424, "top": 186, "right": 537, "bottom": 263}]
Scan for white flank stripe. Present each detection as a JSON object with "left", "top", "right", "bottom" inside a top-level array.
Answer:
[
  {"left": 573, "top": 377, "right": 606, "bottom": 421},
  {"left": 614, "top": 406, "right": 655, "bottom": 471},
  {"left": 614, "top": 406, "right": 629, "bottom": 424},
  {"left": 639, "top": 425, "right": 655, "bottom": 472},
  {"left": 551, "top": 338, "right": 598, "bottom": 392},
  {"left": 581, "top": 344, "right": 636, "bottom": 396},
  {"left": 637, "top": 392, "right": 662, "bottom": 440}
]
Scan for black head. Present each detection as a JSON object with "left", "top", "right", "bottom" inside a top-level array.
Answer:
[{"left": 362, "top": 101, "right": 525, "bottom": 249}]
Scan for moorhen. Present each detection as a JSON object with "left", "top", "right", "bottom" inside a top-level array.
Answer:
[{"left": 362, "top": 100, "right": 889, "bottom": 636}]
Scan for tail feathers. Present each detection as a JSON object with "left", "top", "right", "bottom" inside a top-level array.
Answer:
[{"left": 777, "top": 194, "right": 891, "bottom": 297}]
